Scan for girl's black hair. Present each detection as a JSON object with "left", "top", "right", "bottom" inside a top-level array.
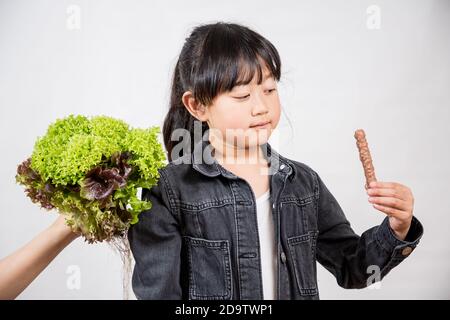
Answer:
[{"left": 162, "top": 22, "right": 282, "bottom": 161}]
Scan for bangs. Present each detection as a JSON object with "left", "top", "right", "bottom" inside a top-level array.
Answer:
[{"left": 191, "top": 23, "right": 281, "bottom": 105}]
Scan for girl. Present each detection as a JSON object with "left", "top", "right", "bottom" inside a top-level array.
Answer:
[{"left": 128, "top": 22, "right": 423, "bottom": 300}]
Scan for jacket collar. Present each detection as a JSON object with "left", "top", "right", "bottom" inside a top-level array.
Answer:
[{"left": 191, "top": 138, "right": 296, "bottom": 180}]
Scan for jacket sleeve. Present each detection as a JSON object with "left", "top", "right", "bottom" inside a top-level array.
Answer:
[
  {"left": 127, "top": 170, "right": 182, "bottom": 299},
  {"left": 314, "top": 171, "right": 424, "bottom": 289}
]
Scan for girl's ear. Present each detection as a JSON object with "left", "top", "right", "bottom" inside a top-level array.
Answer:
[{"left": 181, "top": 91, "right": 208, "bottom": 122}]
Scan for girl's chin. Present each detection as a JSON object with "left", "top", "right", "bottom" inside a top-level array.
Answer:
[
  {"left": 240, "top": 136, "right": 271, "bottom": 149},
  {"left": 213, "top": 128, "right": 273, "bottom": 148}
]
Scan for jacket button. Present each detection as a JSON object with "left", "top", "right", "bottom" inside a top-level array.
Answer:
[
  {"left": 401, "top": 246, "right": 413, "bottom": 256},
  {"left": 280, "top": 164, "right": 286, "bottom": 170},
  {"left": 280, "top": 252, "right": 286, "bottom": 264}
]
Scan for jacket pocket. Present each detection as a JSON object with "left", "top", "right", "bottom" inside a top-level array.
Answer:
[
  {"left": 183, "top": 236, "right": 232, "bottom": 300},
  {"left": 280, "top": 194, "right": 318, "bottom": 235},
  {"left": 287, "top": 232, "right": 318, "bottom": 296}
]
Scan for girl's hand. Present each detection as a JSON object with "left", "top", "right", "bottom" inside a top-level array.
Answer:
[{"left": 366, "top": 181, "right": 415, "bottom": 241}]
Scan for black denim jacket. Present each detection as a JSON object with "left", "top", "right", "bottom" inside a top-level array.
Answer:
[{"left": 128, "top": 138, "right": 424, "bottom": 300}]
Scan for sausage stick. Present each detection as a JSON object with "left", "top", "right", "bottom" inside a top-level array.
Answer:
[{"left": 354, "top": 129, "right": 377, "bottom": 189}]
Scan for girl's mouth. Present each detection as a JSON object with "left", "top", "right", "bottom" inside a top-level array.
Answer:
[{"left": 250, "top": 120, "right": 271, "bottom": 129}]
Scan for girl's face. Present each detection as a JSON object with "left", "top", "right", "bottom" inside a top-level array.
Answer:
[{"left": 183, "top": 65, "right": 281, "bottom": 152}]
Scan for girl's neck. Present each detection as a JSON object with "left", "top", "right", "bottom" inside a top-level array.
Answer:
[
  {"left": 209, "top": 138, "right": 271, "bottom": 197},
  {"left": 209, "top": 138, "right": 269, "bottom": 172}
]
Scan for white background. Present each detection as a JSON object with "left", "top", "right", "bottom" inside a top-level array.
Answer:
[{"left": 0, "top": 0, "right": 448, "bottom": 299}]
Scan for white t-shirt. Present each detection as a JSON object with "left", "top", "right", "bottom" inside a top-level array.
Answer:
[{"left": 255, "top": 189, "right": 276, "bottom": 300}]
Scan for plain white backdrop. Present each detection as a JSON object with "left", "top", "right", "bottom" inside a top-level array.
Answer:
[{"left": 0, "top": 0, "right": 449, "bottom": 299}]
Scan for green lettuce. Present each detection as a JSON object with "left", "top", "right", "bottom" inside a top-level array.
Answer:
[{"left": 16, "top": 114, "right": 167, "bottom": 243}]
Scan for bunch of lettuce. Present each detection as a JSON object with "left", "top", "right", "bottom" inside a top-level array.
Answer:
[{"left": 15, "top": 115, "right": 167, "bottom": 243}]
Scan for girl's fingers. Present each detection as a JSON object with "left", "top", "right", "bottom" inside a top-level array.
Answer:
[
  {"left": 368, "top": 196, "right": 409, "bottom": 211},
  {"left": 368, "top": 182, "right": 415, "bottom": 221},
  {"left": 369, "top": 181, "right": 413, "bottom": 200},
  {"left": 367, "top": 188, "right": 407, "bottom": 201},
  {"left": 370, "top": 181, "right": 400, "bottom": 189},
  {"left": 370, "top": 181, "right": 409, "bottom": 194},
  {"left": 371, "top": 203, "right": 405, "bottom": 217}
]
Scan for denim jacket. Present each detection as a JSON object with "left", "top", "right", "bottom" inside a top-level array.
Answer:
[{"left": 128, "top": 138, "right": 424, "bottom": 300}]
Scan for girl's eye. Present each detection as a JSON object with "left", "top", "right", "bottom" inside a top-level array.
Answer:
[
  {"left": 266, "top": 88, "right": 276, "bottom": 94},
  {"left": 234, "top": 94, "right": 250, "bottom": 100}
]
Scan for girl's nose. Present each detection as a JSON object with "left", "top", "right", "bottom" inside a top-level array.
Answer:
[{"left": 251, "top": 92, "right": 270, "bottom": 116}]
